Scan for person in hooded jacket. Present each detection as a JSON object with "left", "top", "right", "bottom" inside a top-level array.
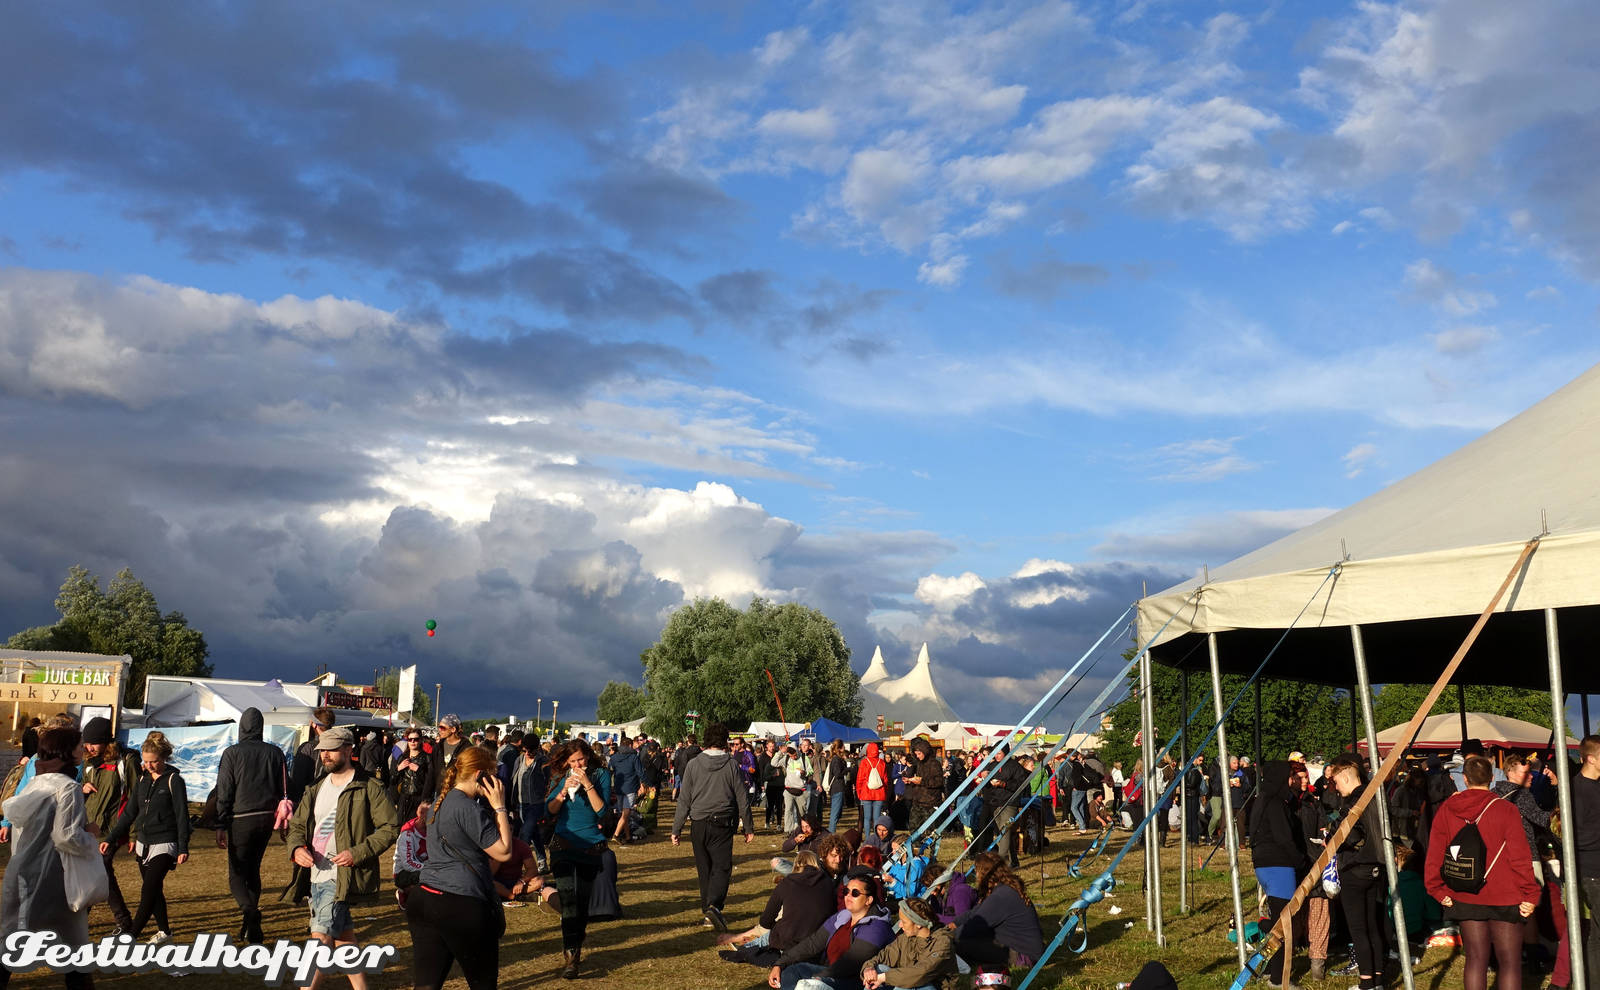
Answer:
[
  {"left": 770, "top": 871, "right": 895, "bottom": 990},
  {"left": 904, "top": 739, "right": 944, "bottom": 836},
  {"left": 1326, "top": 754, "right": 1390, "bottom": 990},
  {"left": 672, "top": 722, "right": 755, "bottom": 932},
  {"left": 721, "top": 850, "right": 840, "bottom": 967},
  {"left": 215, "top": 707, "right": 289, "bottom": 945},
  {"left": 79, "top": 717, "right": 138, "bottom": 937},
  {"left": 856, "top": 744, "right": 890, "bottom": 833},
  {"left": 1249, "top": 760, "right": 1307, "bottom": 988},
  {"left": 0, "top": 724, "right": 101, "bottom": 990},
  {"left": 1425, "top": 755, "right": 1539, "bottom": 990},
  {"left": 926, "top": 865, "right": 977, "bottom": 925}
]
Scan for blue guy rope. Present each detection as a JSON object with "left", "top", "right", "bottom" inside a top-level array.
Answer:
[{"left": 1014, "top": 563, "right": 1343, "bottom": 990}]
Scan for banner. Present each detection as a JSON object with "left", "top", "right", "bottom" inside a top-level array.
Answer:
[
  {"left": 121, "top": 723, "right": 297, "bottom": 795},
  {"left": 397, "top": 665, "right": 416, "bottom": 715}
]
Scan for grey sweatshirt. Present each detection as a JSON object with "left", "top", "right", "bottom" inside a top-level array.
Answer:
[{"left": 672, "top": 749, "right": 754, "bottom": 838}]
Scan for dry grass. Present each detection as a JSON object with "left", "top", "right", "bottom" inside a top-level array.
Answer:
[{"left": 0, "top": 804, "right": 1490, "bottom": 990}]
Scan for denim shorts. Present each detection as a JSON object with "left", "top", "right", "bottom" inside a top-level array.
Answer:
[
  {"left": 309, "top": 880, "right": 354, "bottom": 937},
  {"left": 617, "top": 792, "right": 638, "bottom": 811}
]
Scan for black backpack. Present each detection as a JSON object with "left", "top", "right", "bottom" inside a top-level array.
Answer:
[{"left": 1440, "top": 797, "right": 1505, "bottom": 894}]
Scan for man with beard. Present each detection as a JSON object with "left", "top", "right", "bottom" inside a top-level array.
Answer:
[
  {"left": 428, "top": 714, "right": 469, "bottom": 799},
  {"left": 283, "top": 726, "right": 398, "bottom": 990},
  {"left": 290, "top": 707, "right": 336, "bottom": 804},
  {"left": 216, "top": 707, "right": 289, "bottom": 944},
  {"left": 904, "top": 738, "right": 945, "bottom": 835}
]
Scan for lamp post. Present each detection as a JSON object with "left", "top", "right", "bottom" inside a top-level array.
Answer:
[
  {"left": 552, "top": 700, "right": 559, "bottom": 738},
  {"left": 434, "top": 683, "right": 441, "bottom": 723},
  {"left": 537, "top": 698, "right": 543, "bottom": 735}
]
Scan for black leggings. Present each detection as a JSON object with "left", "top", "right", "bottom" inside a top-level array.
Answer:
[
  {"left": 405, "top": 886, "right": 504, "bottom": 990},
  {"left": 1340, "top": 867, "right": 1386, "bottom": 989},
  {"left": 1459, "top": 919, "right": 1522, "bottom": 990},
  {"left": 131, "top": 853, "right": 175, "bottom": 937}
]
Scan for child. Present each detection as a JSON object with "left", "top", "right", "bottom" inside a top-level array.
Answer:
[
  {"left": 861, "top": 897, "right": 956, "bottom": 990},
  {"left": 883, "top": 835, "right": 928, "bottom": 903},
  {"left": 393, "top": 799, "right": 429, "bottom": 908},
  {"left": 1088, "top": 791, "right": 1114, "bottom": 830}
]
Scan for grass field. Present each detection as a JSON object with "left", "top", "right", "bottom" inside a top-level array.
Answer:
[{"left": 0, "top": 803, "right": 1491, "bottom": 990}]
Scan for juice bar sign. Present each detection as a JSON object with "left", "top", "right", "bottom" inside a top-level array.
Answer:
[{"left": 2, "top": 664, "right": 122, "bottom": 706}]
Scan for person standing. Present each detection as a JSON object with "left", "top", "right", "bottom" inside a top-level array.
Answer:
[
  {"left": 1426, "top": 755, "right": 1539, "bottom": 990},
  {"left": 104, "top": 732, "right": 190, "bottom": 944},
  {"left": 405, "top": 746, "right": 514, "bottom": 990},
  {"left": 1067, "top": 753, "right": 1094, "bottom": 833},
  {"left": 608, "top": 735, "right": 643, "bottom": 845},
  {"left": 79, "top": 717, "right": 137, "bottom": 937},
  {"left": 290, "top": 708, "right": 336, "bottom": 804},
  {"left": 823, "top": 741, "right": 851, "bottom": 833},
  {"left": 1110, "top": 761, "right": 1126, "bottom": 816},
  {"left": 978, "top": 746, "right": 1030, "bottom": 868},
  {"left": 1326, "top": 754, "right": 1388, "bottom": 990},
  {"left": 1249, "top": 760, "right": 1307, "bottom": 990},
  {"left": 0, "top": 724, "right": 102, "bottom": 990},
  {"left": 358, "top": 730, "right": 390, "bottom": 790},
  {"left": 672, "top": 734, "right": 701, "bottom": 800},
  {"left": 856, "top": 743, "right": 889, "bottom": 835},
  {"left": 904, "top": 738, "right": 944, "bottom": 836},
  {"left": 282, "top": 726, "right": 399, "bottom": 990},
  {"left": 512, "top": 733, "right": 549, "bottom": 871},
  {"left": 764, "top": 741, "right": 787, "bottom": 831},
  {"left": 672, "top": 722, "right": 755, "bottom": 933},
  {"left": 1570, "top": 734, "right": 1600, "bottom": 980},
  {"left": 215, "top": 707, "right": 289, "bottom": 944},
  {"left": 428, "top": 716, "right": 469, "bottom": 800},
  {"left": 783, "top": 741, "right": 818, "bottom": 835},
  {"left": 393, "top": 730, "right": 435, "bottom": 825},
  {"left": 545, "top": 739, "right": 614, "bottom": 979}
]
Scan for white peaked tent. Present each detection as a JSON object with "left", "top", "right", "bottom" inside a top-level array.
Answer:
[
  {"left": 1137, "top": 362, "right": 1600, "bottom": 690},
  {"left": 858, "top": 643, "right": 961, "bottom": 728}
]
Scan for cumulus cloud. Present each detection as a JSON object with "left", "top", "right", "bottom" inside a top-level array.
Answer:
[{"left": 1404, "top": 259, "right": 1497, "bottom": 317}]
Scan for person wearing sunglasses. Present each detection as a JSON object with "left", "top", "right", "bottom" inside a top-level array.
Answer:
[{"left": 768, "top": 869, "right": 894, "bottom": 990}]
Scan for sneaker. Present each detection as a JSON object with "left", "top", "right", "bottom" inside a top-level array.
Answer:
[
  {"left": 1330, "top": 961, "right": 1358, "bottom": 978},
  {"left": 704, "top": 905, "right": 729, "bottom": 932},
  {"left": 148, "top": 931, "right": 171, "bottom": 945}
]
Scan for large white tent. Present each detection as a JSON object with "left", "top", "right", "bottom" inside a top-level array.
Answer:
[
  {"left": 1137, "top": 363, "right": 1600, "bottom": 690},
  {"left": 857, "top": 643, "right": 961, "bottom": 728}
]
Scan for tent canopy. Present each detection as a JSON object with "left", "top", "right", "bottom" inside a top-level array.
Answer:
[
  {"left": 857, "top": 643, "right": 961, "bottom": 728},
  {"left": 1358, "top": 712, "right": 1577, "bottom": 753},
  {"left": 793, "top": 717, "right": 879, "bottom": 745},
  {"left": 1138, "top": 364, "right": 1600, "bottom": 690}
]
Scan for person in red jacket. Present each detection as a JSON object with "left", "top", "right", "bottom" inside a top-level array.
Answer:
[
  {"left": 856, "top": 743, "right": 890, "bottom": 833},
  {"left": 1425, "top": 755, "right": 1540, "bottom": 990}
]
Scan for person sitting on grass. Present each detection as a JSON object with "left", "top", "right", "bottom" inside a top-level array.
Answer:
[
  {"left": 925, "top": 866, "right": 977, "bottom": 926},
  {"left": 784, "top": 814, "right": 828, "bottom": 855},
  {"left": 719, "top": 850, "right": 839, "bottom": 967},
  {"left": 768, "top": 871, "right": 895, "bottom": 990},
  {"left": 882, "top": 835, "right": 928, "bottom": 904},
  {"left": 862, "top": 813, "right": 894, "bottom": 855},
  {"left": 1088, "top": 790, "right": 1114, "bottom": 830},
  {"left": 949, "top": 852, "right": 1044, "bottom": 971},
  {"left": 393, "top": 799, "right": 429, "bottom": 909},
  {"left": 490, "top": 836, "right": 557, "bottom": 909},
  {"left": 861, "top": 896, "right": 956, "bottom": 990}
]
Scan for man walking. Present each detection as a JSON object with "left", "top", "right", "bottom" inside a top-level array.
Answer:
[
  {"left": 216, "top": 706, "right": 288, "bottom": 944},
  {"left": 671, "top": 722, "right": 755, "bottom": 932},
  {"left": 80, "top": 716, "right": 137, "bottom": 935},
  {"left": 283, "top": 726, "right": 398, "bottom": 990},
  {"left": 428, "top": 714, "right": 469, "bottom": 798},
  {"left": 609, "top": 734, "right": 643, "bottom": 844}
]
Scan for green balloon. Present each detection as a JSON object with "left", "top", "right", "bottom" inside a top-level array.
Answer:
[{"left": 425, "top": 619, "right": 437, "bottom": 630}]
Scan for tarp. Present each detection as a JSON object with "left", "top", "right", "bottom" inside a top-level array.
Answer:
[
  {"left": 1357, "top": 712, "right": 1577, "bottom": 754},
  {"left": 141, "top": 676, "right": 316, "bottom": 727},
  {"left": 793, "top": 717, "right": 879, "bottom": 745},
  {"left": 1137, "top": 363, "right": 1600, "bottom": 690}
]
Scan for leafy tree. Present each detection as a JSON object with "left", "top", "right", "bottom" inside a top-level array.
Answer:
[
  {"left": 595, "top": 680, "right": 647, "bottom": 723},
  {"left": 373, "top": 666, "right": 433, "bottom": 724},
  {"left": 640, "top": 596, "right": 859, "bottom": 740},
  {"left": 1099, "top": 655, "right": 1354, "bottom": 772},
  {"left": 1372, "top": 684, "right": 1553, "bottom": 734},
  {"left": 5, "top": 566, "right": 212, "bottom": 706}
]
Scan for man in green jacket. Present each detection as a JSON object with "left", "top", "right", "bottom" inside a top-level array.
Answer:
[{"left": 282, "top": 726, "right": 397, "bottom": 990}]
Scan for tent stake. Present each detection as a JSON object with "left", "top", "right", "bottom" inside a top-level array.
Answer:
[
  {"left": 1209, "top": 633, "right": 1249, "bottom": 970},
  {"left": 1352, "top": 625, "right": 1415, "bottom": 990},
  {"left": 1546, "top": 609, "right": 1586, "bottom": 990}
]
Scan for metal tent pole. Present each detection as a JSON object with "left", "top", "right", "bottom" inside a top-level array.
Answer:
[
  {"left": 1209, "top": 633, "right": 1249, "bottom": 969},
  {"left": 1141, "top": 649, "right": 1166, "bottom": 945},
  {"left": 1254, "top": 678, "right": 1263, "bottom": 768},
  {"left": 1351, "top": 625, "right": 1416, "bottom": 990},
  {"left": 1179, "top": 668, "right": 1190, "bottom": 914},
  {"left": 1141, "top": 653, "right": 1155, "bottom": 930},
  {"left": 1547, "top": 609, "right": 1586, "bottom": 990}
]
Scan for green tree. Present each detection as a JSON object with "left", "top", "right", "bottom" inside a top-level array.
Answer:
[
  {"left": 595, "top": 680, "right": 647, "bottom": 723},
  {"left": 5, "top": 565, "right": 212, "bottom": 706},
  {"left": 1372, "top": 684, "right": 1553, "bottom": 735},
  {"left": 373, "top": 667, "right": 433, "bottom": 723},
  {"left": 640, "top": 596, "right": 859, "bottom": 740},
  {"left": 1099, "top": 655, "right": 1354, "bottom": 772}
]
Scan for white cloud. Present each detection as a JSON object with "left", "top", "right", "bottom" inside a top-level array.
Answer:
[
  {"left": 1526, "top": 285, "right": 1561, "bottom": 301},
  {"left": 1342, "top": 442, "right": 1378, "bottom": 479},
  {"left": 1093, "top": 507, "right": 1337, "bottom": 567},
  {"left": 915, "top": 571, "right": 987, "bottom": 609},
  {"left": 1431, "top": 326, "right": 1499, "bottom": 356},
  {"left": 1331, "top": 220, "right": 1355, "bottom": 236},
  {"left": 1404, "top": 259, "right": 1497, "bottom": 317},
  {"left": 1146, "top": 436, "right": 1258, "bottom": 483},
  {"left": 757, "top": 107, "right": 838, "bottom": 141}
]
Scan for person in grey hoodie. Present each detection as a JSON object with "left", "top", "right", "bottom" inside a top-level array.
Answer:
[
  {"left": 672, "top": 722, "right": 755, "bottom": 931},
  {"left": 215, "top": 707, "right": 289, "bottom": 945}
]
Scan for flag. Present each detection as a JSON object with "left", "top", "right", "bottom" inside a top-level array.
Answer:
[{"left": 397, "top": 664, "right": 417, "bottom": 715}]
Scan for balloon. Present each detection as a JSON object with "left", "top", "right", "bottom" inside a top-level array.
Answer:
[
  {"left": 426, "top": 629, "right": 435, "bottom": 637},
  {"left": 425, "top": 619, "right": 437, "bottom": 630}
]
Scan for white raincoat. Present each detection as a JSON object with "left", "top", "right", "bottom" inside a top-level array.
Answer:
[{"left": 0, "top": 768, "right": 99, "bottom": 947}]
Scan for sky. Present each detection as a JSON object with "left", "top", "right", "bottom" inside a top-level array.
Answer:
[{"left": 1, "top": 0, "right": 1597, "bottom": 723}]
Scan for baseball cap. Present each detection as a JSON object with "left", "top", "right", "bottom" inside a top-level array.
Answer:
[{"left": 316, "top": 726, "right": 355, "bottom": 750}]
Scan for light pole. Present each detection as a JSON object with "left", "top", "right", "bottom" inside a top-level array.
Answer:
[
  {"left": 434, "top": 683, "right": 442, "bottom": 723},
  {"left": 552, "top": 700, "right": 559, "bottom": 738},
  {"left": 537, "top": 698, "right": 543, "bottom": 735}
]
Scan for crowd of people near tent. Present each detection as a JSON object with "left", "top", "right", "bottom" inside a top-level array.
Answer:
[{"left": 6, "top": 703, "right": 1600, "bottom": 990}]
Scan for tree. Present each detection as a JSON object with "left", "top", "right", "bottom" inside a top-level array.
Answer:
[
  {"left": 373, "top": 667, "right": 433, "bottom": 724},
  {"left": 595, "top": 680, "right": 647, "bottom": 723},
  {"left": 639, "top": 596, "right": 859, "bottom": 740},
  {"left": 1099, "top": 654, "right": 1353, "bottom": 772},
  {"left": 1372, "top": 684, "right": 1553, "bottom": 735},
  {"left": 5, "top": 566, "right": 212, "bottom": 706}
]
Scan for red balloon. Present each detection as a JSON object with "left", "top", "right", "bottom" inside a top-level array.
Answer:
[{"left": 426, "top": 629, "right": 435, "bottom": 637}]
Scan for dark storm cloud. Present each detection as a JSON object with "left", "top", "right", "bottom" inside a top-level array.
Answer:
[
  {"left": 988, "top": 250, "right": 1111, "bottom": 303},
  {"left": 570, "top": 165, "right": 739, "bottom": 251},
  {"left": 440, "top": 249, "right": 699, "bottom": 323}
]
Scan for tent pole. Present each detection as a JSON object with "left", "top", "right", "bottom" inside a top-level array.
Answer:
[
  {"left": 1583, "top": 694, "right": 1591, "bottom": 738},
  {"left": 1546, "top": 609, "right": 1586, "bottom": 990},
  {"left": 1141, "top": 648, "right": 1166, "bottom": 945},
  {"left": 1140, "top": 652, "right": 1154, "bottom": 931},
  {"left": 1209, "top": 633, "right": 1249, "bottom": 970},
  {"left": 1254, "top": 678, "right": 1263, "bottom": 769},
  {"left": 1457, "top": 683, "right": 1469, "bottom": 747},
  {"left": 1351, "top": 625, "right": 1416, "bottom": 990},
  {"left": 1179, "top": 668, "right": 1190, "bottom": 914}
]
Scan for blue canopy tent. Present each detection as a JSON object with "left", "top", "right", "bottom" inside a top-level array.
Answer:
[{"left": 792, "top": 717, "right": 879, "bottom": 745}]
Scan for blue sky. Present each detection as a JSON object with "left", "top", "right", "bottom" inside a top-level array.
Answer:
[{"left": 1, "top": 0, "right": 1597, "bottom": 721}]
